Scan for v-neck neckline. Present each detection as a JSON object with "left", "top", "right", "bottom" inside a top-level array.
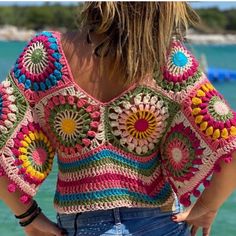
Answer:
[{"left": 54, "top": 31, "right": 139, "bottom": 106}]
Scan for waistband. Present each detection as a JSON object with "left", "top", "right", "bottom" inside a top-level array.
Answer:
[{"left": 57, "top": 195, "right": 181, "bottom": 225}]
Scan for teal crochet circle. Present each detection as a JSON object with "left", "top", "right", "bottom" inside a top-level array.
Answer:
[{"left": 172, "top": 51, "right": 188, "bottom": 67}]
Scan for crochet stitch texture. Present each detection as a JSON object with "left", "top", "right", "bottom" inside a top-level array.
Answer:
[{"left": 1, "top": 31, "right": 236, "bottom": 213}]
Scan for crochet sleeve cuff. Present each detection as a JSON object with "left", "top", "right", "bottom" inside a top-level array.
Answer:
[
  {"left": 0, "top": 61, "right": 55, "bottom": 204},
  {"left": 160, "top": 39, "right": 236, "bottom": 207}
]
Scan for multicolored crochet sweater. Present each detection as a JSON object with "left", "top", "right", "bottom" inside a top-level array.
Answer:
[{"left": 1, "top": 31, "right": 236, "bottom": 213}]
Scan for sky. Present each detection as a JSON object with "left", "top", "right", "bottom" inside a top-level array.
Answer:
[
  {"left": 0, "top": 1, "right": 80, "bottom": 6},
  {"left": 0, "top": 1, "right": 236, "bottom": 10},
  {"left": 190, "top": 1, "right": 236, "bottom": 10}
]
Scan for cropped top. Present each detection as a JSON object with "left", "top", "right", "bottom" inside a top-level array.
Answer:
[{"left": 1, "top": 31, "right": 236, "bottom": 214}]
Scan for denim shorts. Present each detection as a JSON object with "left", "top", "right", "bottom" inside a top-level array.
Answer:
[{"left": 57, "top": 200, "right": 190, "bottom": 236}]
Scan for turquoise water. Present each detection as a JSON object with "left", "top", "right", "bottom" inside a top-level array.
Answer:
[{"left": 0, "top": 41, "right": 236, "bottom": 236}]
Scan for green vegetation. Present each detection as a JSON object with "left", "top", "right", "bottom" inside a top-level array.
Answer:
[
  {"left": 0, "top": 3, "right": 83, "bottom": 31},
  {"left": 195, "top": 7, "right": 236, "bottom": 33},
  {"left": 0, "top": 3, "right": 236, "bottom": 33}
]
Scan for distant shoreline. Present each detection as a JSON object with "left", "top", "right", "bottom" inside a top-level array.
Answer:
[
  {"left": 0, "top": 25, "right": 36, "bottom": 42},
  {"left": 1, "top": 25, "right": 236, "bottom": 45},
  {"left": 187, "top": 34, "right": 236, "bottom": 45}
]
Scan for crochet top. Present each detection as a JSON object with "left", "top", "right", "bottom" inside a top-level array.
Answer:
[{"left": 1, "top": 31, "right": 236, "bottom": 214}]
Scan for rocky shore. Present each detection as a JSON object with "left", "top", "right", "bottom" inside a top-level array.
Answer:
[
  {"left": 1, "top": 25, "right": 236, "bottom": 44},
  {"left": 0, "top": 25, "right": 35, "bottom": 41},
  {"left": 187, "top": 33, "right": 236, "bottom": 45}
]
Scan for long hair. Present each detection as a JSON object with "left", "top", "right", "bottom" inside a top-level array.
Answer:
[{"left": 79, "top": 2, "right": 199, "bottom": 85}]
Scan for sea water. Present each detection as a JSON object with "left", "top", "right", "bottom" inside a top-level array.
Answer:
[{"left": 0, "top": 41, "right": 236, "bottom": 236}]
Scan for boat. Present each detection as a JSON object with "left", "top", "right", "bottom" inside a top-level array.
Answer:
[
  {"left": 207, "top": 67, "right": 236, "bottom": 82},
  {"left": 199, "top": 53, "right": 236, "bottom": 82}
]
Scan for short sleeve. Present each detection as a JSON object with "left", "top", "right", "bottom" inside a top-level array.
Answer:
[
  {"left": 11, "top": 31, "right": 69, "bottom": 104},
  {"left": 159, "top": 39, "right": 236, "bottom": 207},
  {"left": 0, "top": 33, "right": 56, "bottom": 204}
]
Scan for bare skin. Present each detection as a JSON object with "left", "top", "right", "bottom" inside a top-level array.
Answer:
[{"left": 60, "top": 29, "right": 134, "bottom": 103}]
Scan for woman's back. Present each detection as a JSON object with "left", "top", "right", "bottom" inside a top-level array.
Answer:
[
  {"left": 61, "top": 30, "right": 142, "bottom": 104},
  {"left": 27, "top": 30, "right": 177, "bottom": 213}
]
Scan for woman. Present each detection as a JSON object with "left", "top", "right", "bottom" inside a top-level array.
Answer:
[{"left": 1, "top": 2, "right": 236, "bottom": 236}]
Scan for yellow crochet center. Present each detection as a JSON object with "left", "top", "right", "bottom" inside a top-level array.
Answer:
[{"left": 61, "top": 118, "right": 76, "bottom": 135}]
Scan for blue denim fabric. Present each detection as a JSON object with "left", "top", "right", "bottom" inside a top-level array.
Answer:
[{"left": 57, "top": 198, "right": 190, "bottom": 236}]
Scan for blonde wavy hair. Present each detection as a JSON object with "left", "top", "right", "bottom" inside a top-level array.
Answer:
[{"left": 79, "top": 2, "right": 199, "bottom": 85}]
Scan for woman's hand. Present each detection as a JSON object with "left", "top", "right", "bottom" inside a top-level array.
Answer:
[
  {"left": 172, "top": 198, "right": 218, "bottom": 236},
  {"left": 172, "top": 153, "right": 236, "bottom": 236},
  {"left": 22, "top": 211, "right": 66, "bottom": 236}
]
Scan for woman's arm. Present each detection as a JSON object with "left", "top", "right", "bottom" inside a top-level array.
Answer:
[
  {"left": 0, "top": 176, "right": 33, "bottom": 215},
  {"left": 158, "top": 32, "right": 236, "bottom": 236},
  {"left": 0, "top": 31, "right": 67, "bottom": 235},
  {"left": 200, "top": 151, "right": 236, "bottom": 212},
  {"left": 173, "top": 151, "right": 236, "bottom": 236},
  {"left": 175, "top": 150, "right": 236, "bottom": 220},
  {"left": 0, "top": 176, "right": 64, "bottom": 236}
]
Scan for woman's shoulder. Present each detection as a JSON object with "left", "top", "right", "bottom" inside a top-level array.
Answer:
[{"left": 10, "top": 30, "right": 71, "bottom": 103}]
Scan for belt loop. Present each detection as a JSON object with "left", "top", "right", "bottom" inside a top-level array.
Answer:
[
  {"left": 113, "top": 208, "right": 121, "bottom": 225},
  {"left": 73, "top": 213, "right": 80, "bottom": 236}
]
